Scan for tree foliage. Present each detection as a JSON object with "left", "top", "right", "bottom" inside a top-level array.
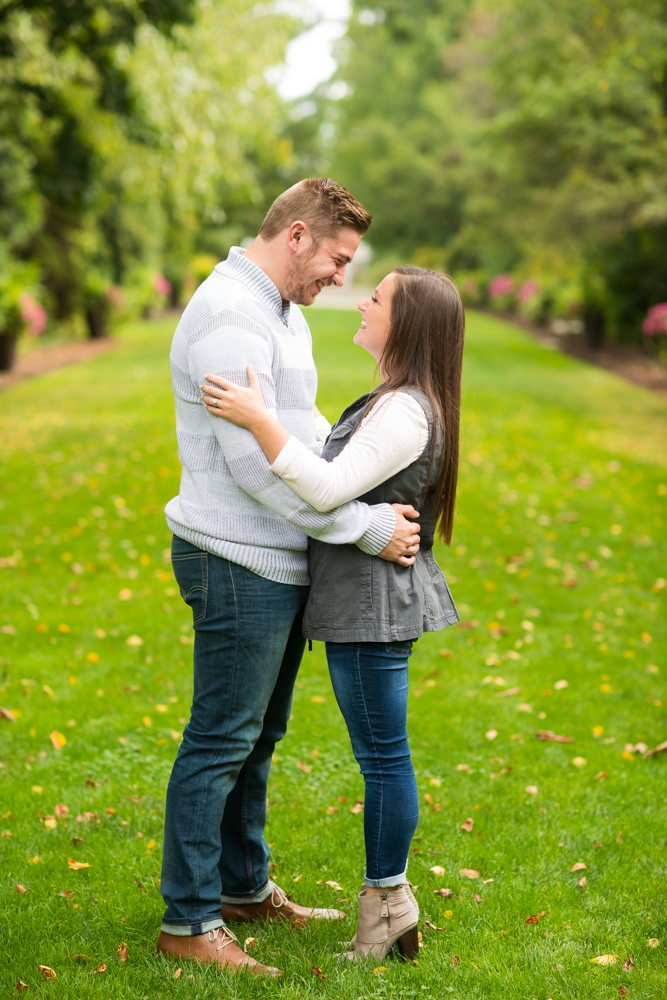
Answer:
[
  {"left": 327, "top": 0, "right": 667, "bottom": 341},
  {"left": 0, "top": 0, "right": 295, "bottom": 330}
]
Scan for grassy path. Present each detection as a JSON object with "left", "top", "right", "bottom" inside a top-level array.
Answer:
[{"left": 0, "top": 310, "right": 665, "bottom": 998}]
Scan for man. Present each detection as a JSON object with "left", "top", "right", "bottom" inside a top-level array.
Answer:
[{"left": 157, "top": 178, "right": 421, "bottom": 976}]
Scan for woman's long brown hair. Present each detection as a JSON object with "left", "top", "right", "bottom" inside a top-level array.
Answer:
[{"left": 371, "top": 266, "right": 465, "bottom": 545}]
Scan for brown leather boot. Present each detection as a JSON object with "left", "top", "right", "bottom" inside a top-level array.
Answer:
[
  {"left": 157, "top": 926, "right": 282, "bottom": 976},
  {"left": 221, "top": 884, "right": 345, "bottom": 924}
]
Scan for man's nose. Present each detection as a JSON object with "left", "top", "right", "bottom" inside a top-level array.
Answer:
[{"left": 331, "top": 264, "right": 346, "bottom": 287}]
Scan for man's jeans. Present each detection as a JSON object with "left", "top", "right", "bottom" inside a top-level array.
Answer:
[
  {"left": 326, "top": 640, "right": 419, "bottom": 888},
  {"left": 160, "top": 536, "right": 308, "bottom": 936}
]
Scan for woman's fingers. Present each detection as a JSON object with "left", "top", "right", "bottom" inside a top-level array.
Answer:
[
  {"left": 246, "top": 364, "right": 259, "bottom": 387},
  {"left": 204, "top": 373, "right": 234, "bottom": 390}
]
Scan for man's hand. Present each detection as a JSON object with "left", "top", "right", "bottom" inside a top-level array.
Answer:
[{"left": 377, "top": 504, "right": 421, "bottom": 566}]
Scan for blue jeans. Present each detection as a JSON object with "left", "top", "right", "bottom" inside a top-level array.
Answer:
[
  {"left": 326, "top": 640, "right": 419, "bottom": 887},
  {"left": 160, "top": 536, "right": 308, "bottom": 935}
]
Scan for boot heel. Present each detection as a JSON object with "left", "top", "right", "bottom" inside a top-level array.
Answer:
[{"left": 395, "top": 925, "right": 419, "bottom": 961}]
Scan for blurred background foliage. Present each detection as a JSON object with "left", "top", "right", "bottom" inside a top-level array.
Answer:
[{"left": 1, "top": 0, "right": 667, "bottom": 351}]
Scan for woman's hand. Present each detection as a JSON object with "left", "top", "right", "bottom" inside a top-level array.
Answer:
[{"left": 201, "top": 365, "right": 266, "bottom": 430}]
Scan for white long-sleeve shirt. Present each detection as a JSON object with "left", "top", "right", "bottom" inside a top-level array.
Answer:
[{"left": 270, "top": 391, "right": 429, "bottom": 512}]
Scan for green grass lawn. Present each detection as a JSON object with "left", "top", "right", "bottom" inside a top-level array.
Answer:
[{"left": 0, "top": 308, "right": 666, "bottom": 999}]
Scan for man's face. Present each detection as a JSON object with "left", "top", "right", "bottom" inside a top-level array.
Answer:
[{"left": 283, "top": 227, "right": 361, "bottom": 306}]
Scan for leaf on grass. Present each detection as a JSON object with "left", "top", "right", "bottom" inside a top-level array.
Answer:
[
  {"left": 525, "top": 912, "right": 547, "bottom": 925},
  {"left": 572, "top": 757, "right": 587, "bottom": 768},
  {"left": 311, "top": 965, "right": 326, "bottom": 980},
  {"left": 38, "top": 965, "right": 57, "bottom": 980},
  {"left": 297, "top": 760, "right": 312, "bottom": 773},
  {"left": 118, "top": 942, "right": 128, "bottom": 962},
  {"left": 577, "top": 877, "right": 587, "bottom": 888},
  {"left": 434, "top": 888, "right": 453, "bottom": 897},
  {"left": 293, "top": 874, "right": 304, "bottom": 882},
  {"left": 0, "top": 707, "right": 16, "bottom": 722},
  {"left": 291, "top": 917, "right": 307, "bottom": 931},
  {"left": 525, "top": 785, "right": 538, "bottom": 795},
  {"left": 485, "top": 729, "right": 498, "bottom": 741},
  {"left": 451, "top": 955, "right": 460, "bottom": 967},
  {"left": 461, "top": 817, "right": 474, "bottom": 833},
  {"left": 594, "top": 771, "right": 608, "bottom": 780},
  {"left": 244, "top": 938, "right": 255, "bottom": 952},
  {"left": 430, "top": 866, "right": 445, "bottom": 876},
  {"left": 58, "top": 890, "right": 76, "bottom": 900},
  {"left": 457, "top": 763, "right": 471, "bottom": 772},
  {"left": 483, "top": 878, "right": 495, "bottom": 884},
  {"left": 16, "top": 980, "right": 29, "bottom": 992},
  {"left": 536, "top": 730, "right": 574, "bottom": 743},
  {"left": 590, "top": 954, "right": 618, "bottom": 965},
  {"left": 70, "top": 836, "right": 84, "bottom": 846},
  {"left": 570, "top": 863, "right": 587, "bottom": 872},
  {"left": 423, "top": 920, "right": 437, "bottom": 930},
  {"left": 133, "top": 878, "right": 144, "bottom": 892},
  {"left": 459, "top": 869, "right": 480, "bottom": 879},
  {"left": 173, "top": 968, "right": 182, "bottom": 979},
  {"left": 350, "top": 800, "right": 364, "bottom": 814},
  {"left": 648, "top": 938, "right": 660, "bottom": 948},
  {"left": 495, "top": 687, "right": 521, "bottom": 698},
  {"left": 473, "top": 893, "right": 483, "bottom": 903},
  {"left": 68, "top": 858, "right": 91, "bottom": 870},
  {"left": 554, "top": 680, "right": 568, "bottom": 690},
  {"left": 50, "top": 731, "right": 66, "bottom": 750},
  {"left": 54, "top": 803, "right": 69, "bottom": 818},
  {"left": 15, "top": 883, "right": 27, "bottom": 894},
  {"left": 622, "top": 955, "right": 634, "bottom": 972},
  {"left": 92, "top": 964, "right": 107, "bottom": 974},
  {"left": 619, "top": 987, "right": 629, "bottom": 998},
  {"left": 645, "top": 739, "right": 667, "bottom": 758},
  {"left": 616, "top": 830, "right": 623, "bottom": 844},
  {"left": 326, "top": 806, "right": 339, "bottom": 815},
  {"left": 324, "top": 880, "right": 343, "bottom": 891},
  {"left": 372, "top": 967, "right": 387, "bottom": 975}
]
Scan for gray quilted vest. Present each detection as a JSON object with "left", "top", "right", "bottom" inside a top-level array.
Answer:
[{"left": 302, "top": 386, "right": 460, "bottom": 643}]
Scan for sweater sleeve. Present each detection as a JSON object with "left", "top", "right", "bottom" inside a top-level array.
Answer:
[
  {"left": 187, "top": 329, "right": 396, "bottom": 555},
  {"left": 269, "top": 392, "right": 429, "bottom": 512}
]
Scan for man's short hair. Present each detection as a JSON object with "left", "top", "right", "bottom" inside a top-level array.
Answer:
[{"left": 259, "top": 178, "right": 372, "bottom": 244}]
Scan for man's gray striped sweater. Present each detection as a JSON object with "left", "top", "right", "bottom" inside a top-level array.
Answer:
[{"left": 165, "top": 247, "right": 396, "bottom": 586}]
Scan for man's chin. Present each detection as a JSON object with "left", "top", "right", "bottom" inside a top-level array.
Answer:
[{"left": 291, "top": 288, "right": 318, "bottom": 307}]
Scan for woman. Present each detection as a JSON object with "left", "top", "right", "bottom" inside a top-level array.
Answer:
[{"left": 200, "top": 266, "right": 464, "bottom": 961}]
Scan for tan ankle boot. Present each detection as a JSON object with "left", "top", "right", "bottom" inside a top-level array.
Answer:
[{"left": 344, "top": 885, "right": 419, "bottom": 961}]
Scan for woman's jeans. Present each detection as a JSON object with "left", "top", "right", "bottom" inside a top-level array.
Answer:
[
  {"left": 326, "top": 640, "right": 419, "bottom": 887},
  {"left": 160, "top": 536, "right": 308, "bottom": 936}
]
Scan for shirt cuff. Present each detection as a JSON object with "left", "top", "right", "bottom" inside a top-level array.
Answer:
[
  {"left": 269, "top": 435, "right": 301, "bottom": 477},
  {"left": 356, "top": 503, "right": 395, "bottom": 556}
]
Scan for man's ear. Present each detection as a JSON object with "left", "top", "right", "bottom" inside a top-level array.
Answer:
[{"left": 286, "top": 221, "right": 310, "bottom": 255}]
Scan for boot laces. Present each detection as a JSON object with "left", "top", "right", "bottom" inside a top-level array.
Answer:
[
  {"left": 270, "top": 885, "right": 290, "bottom": 910},
  {"left": 208, "top": 927, "right": 238, "bottom": 953}
]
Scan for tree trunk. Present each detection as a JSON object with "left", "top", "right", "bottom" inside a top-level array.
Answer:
[
  {"left": 0, "top": 331, "right": 18, "bottom": 372},
  {"left": 583, "top": 307, "right": 606, "bottom": 349},
  {"left": 85, "top": 307, "right": 109, "bottom": 339}
]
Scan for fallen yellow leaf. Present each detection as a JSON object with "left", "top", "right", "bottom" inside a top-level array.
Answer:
[
  {"left": 38, "top": 965, "right": 57, "bottom": 980},
  {"left": 68, "top": 858, "right": 91, "bottom": 870},
  {"left": 459, "top": 868, "right": 480, "bottom": 879},
  {"left": 570, "top": 862, "right": 587, "bottom": 872},
  {"left": 50, "top": 731, "right": 66, "bottom": 750},
  {"left": 590, "top": 954, "right": 618, "bottom": 966}
]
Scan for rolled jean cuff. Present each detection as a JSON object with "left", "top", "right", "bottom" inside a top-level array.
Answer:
[
  {"left": 364, "top": 870, "right": 407, "bottom": 889},
  {"left": 219, "top": 880, "right": 274, "bottom": 905},
  {"left": 160, "top": 917, "right": 223, "bottom": 937}
]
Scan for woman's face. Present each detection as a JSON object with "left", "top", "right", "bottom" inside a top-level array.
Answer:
[{"left": 354, "top": 273, "right": 396, "bottom": 372}]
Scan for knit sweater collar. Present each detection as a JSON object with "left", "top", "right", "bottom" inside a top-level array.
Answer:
[{"left": 219, "top": 247, "right": 291, "bottom": 326}]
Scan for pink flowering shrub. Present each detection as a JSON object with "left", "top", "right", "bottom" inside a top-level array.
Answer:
[
  {"left": 107, "top": 285, "right": 126, "bottom": 311},
  {"left": 488, "top": 274, "right": 514, "bottom": 299},
  {"left": 19, "top": 293, "right": 47, "bottom": 336},
  {"left": 642, "top": 303, "right": 667, "bottom": 338},
  {"left": 153, "top": 274, "right": 172, "bottom": 298},
  {"left": 516, "top": 280, "right": 540, "bottom": 304}
]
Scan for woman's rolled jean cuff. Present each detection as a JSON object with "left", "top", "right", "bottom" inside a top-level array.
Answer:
[
  {"left": 364, "top": 870, "right": 407, "bottom": 889},
  {"left": 160, "top": 917, "right": 223, "bottom": 937}
]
